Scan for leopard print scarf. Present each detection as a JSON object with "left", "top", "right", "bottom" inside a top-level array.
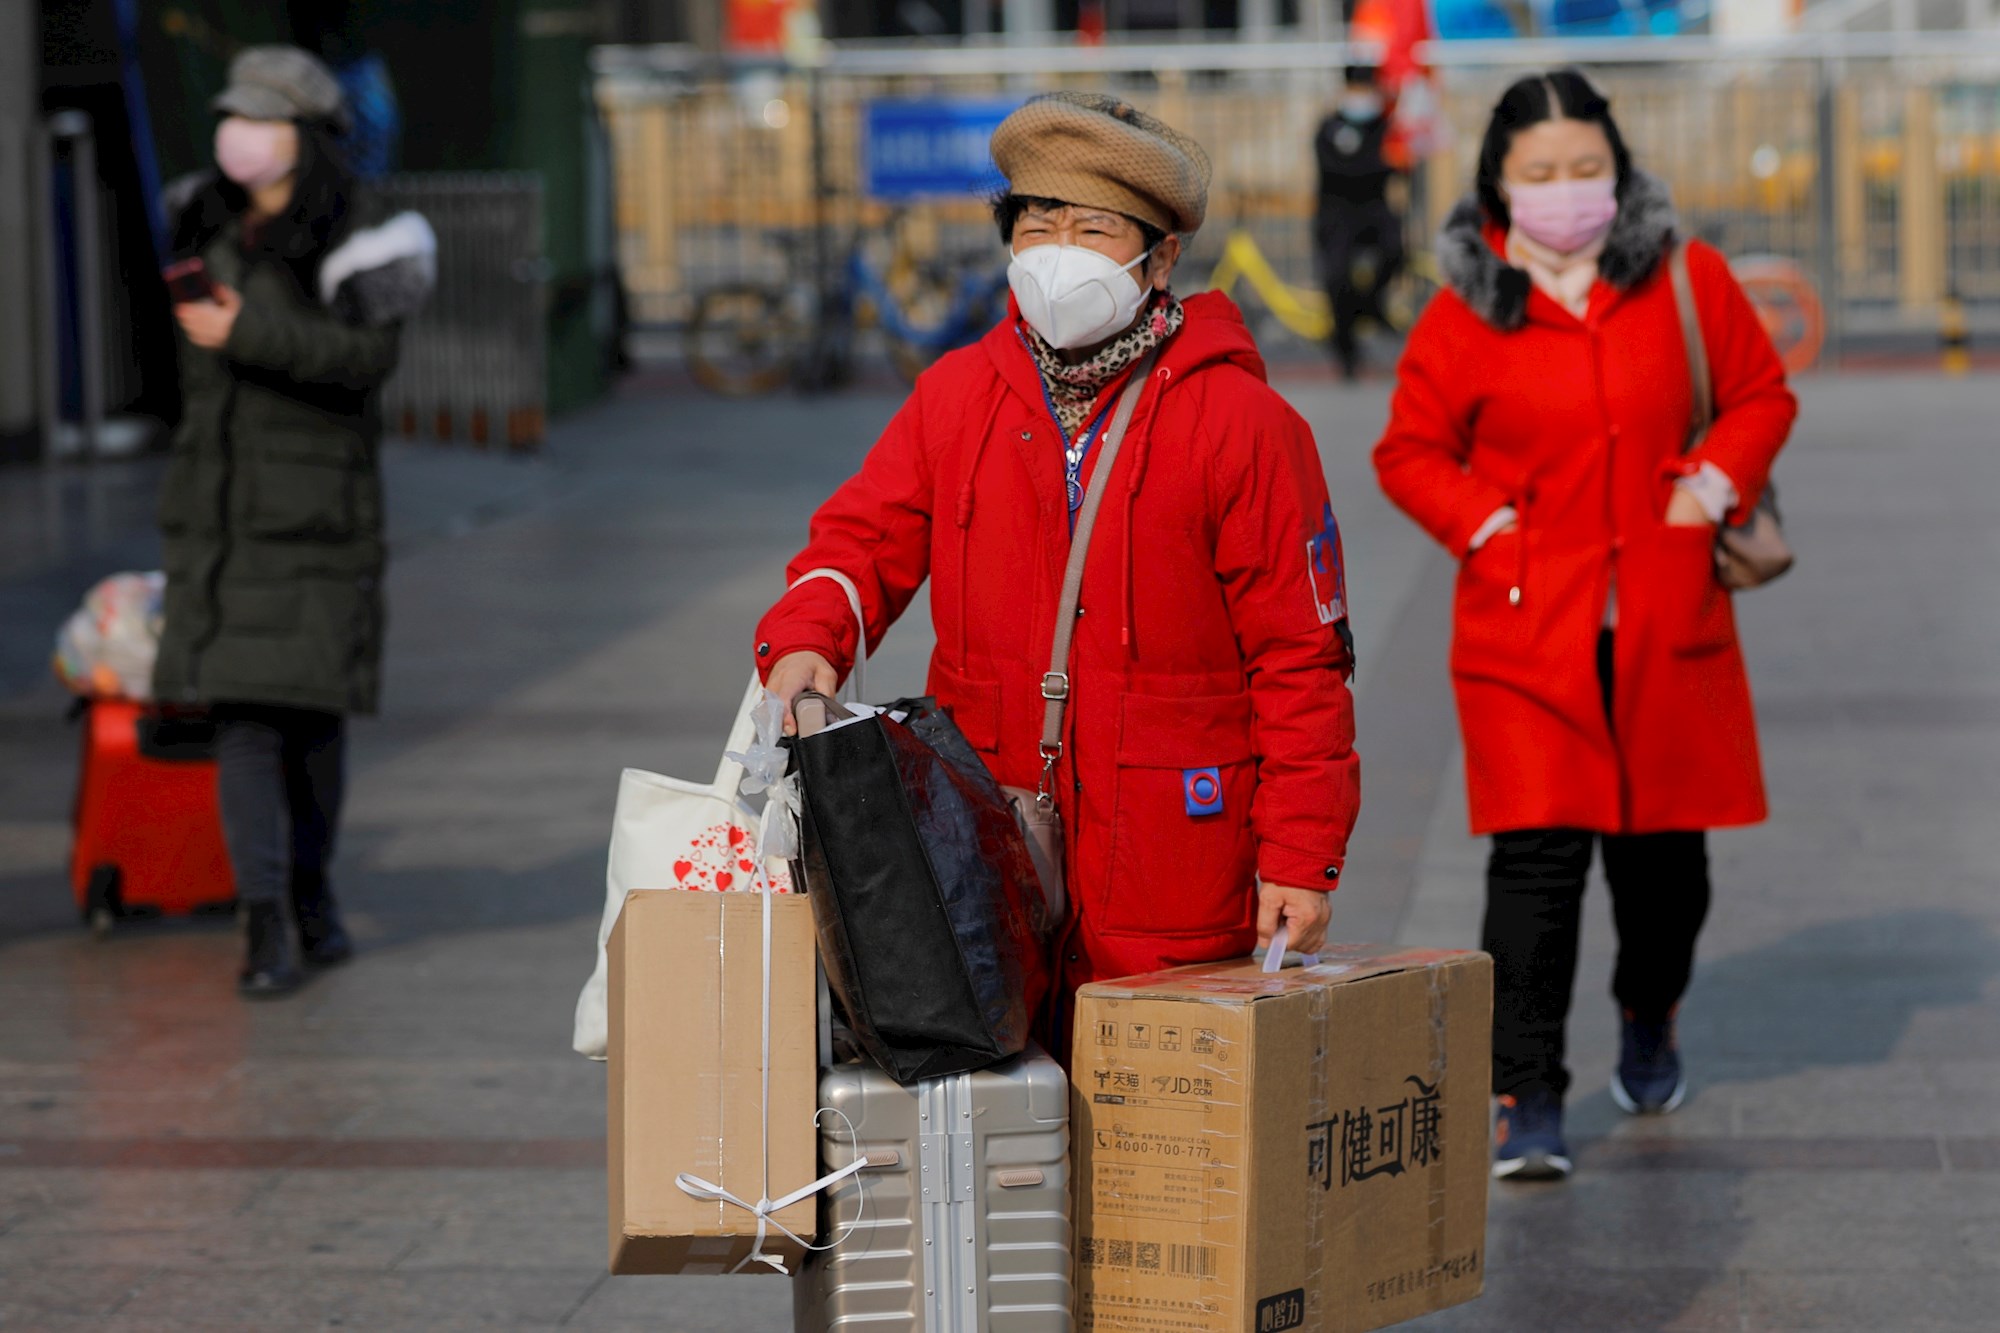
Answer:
[{"left": 1024, "top": 292, "right": 1185, "bottom": 438}]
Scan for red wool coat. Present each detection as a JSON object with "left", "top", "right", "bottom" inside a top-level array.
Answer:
[
  {"left": 1374, "top": 182, "right": 1796, "bottom": 836},
  {"left": 757, "top": 292, "right": 1360, "bottom": 989}
]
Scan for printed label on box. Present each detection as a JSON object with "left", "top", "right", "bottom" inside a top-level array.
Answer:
[{"left": 1255, "top": 1288, "right": 1306, "bottom": 1332}]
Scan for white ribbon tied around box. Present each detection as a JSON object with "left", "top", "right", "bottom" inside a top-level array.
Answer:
[
  {"left": 669, "top": 873, "right": 872, "bottom": 1271},
  {"left": 667, "top": 568, "right": 875, "bottom": 1273}
]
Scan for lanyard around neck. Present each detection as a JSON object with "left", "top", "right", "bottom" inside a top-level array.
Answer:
[
  {"left": 1062, "top": 401, "right": 1118, "bottom": 520},
  {"left": 1017, "top": 327, "right": 1131, "bottom": 526}
]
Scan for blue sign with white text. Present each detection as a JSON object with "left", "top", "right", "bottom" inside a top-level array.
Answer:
[{"left": 864, "top": 99, "right": 1022, "bottom": 201}]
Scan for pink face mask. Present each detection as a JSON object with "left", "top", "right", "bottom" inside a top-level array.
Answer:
[
  {"left": 1505, "top": 177, "right": 1619, "bottom": 255},
  {"left": 214, "top": 118, "right": 296, "bottom": 191}
]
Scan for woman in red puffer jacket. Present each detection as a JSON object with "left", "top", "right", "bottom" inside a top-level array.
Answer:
[{"left": 757, "top": 94, "right": 1362, "bottom": 1060}]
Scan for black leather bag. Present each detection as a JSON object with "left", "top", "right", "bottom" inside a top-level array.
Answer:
[{"left": 790, "top": 696, "right": 1053, "bottom": 1084}]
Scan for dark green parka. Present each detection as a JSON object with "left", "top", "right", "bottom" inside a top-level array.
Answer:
[{"left": 154, "top": 176, "right": 434, "bottom": 715}]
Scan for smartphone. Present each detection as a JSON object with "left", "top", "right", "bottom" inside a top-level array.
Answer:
[{"left": 162, "top": 257, "right": 217, "bottom": 305}]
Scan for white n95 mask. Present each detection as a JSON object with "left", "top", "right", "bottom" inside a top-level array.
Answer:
[{"left": 1009, "top": 243, "right": 1154, "bottom": 350}]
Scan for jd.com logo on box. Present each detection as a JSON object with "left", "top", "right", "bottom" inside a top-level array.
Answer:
[{"left": 1072, "top": 947, "right": 1493, "bottom": 1333}]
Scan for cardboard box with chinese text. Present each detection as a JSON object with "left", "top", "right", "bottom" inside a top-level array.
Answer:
[
  {"left": 1072, "top": 945, "right": 1492, "bottom": 1332},
  {"left": 607, "top": 889, "right": 817, "bottom": 1274}
]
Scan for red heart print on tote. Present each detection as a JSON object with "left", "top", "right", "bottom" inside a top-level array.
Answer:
[{"left": 670, "top": 823, "right": 792, "bottom": 892}]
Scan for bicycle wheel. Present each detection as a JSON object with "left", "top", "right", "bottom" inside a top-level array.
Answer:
[
  {"left": 881, "top": 273, "right": 948, "bottom": 383},
  {"left": 684, "top": 284, "right": 801, "bottom": 397},
  {"left": 883, "top": 261, "right": 1002, "bottom": 386}
]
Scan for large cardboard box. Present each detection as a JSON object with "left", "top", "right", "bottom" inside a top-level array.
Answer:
[
  {"left": 607, "top": 889, "right": 817, "bottom": 1275},
  {"left": 1072, "top": 945, "right": 1492, "bottom": 1333}
]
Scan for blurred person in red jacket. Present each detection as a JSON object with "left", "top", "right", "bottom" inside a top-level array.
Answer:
[
  {"left": 1374, "top": 70, "right": 1796, "bottom": 1181},
  {"left": 756, "top": 94, "right": 1362, "bottom": 1048}
]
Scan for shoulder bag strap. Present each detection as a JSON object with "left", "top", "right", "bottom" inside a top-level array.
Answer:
[
  {"left": 1036, "top": 347, "right": 1161, "bottom": 807},
  {"left": 1669, "top": 240, "right": 1713, "bottom": 451}
]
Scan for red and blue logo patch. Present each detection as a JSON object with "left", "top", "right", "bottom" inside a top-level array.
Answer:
[
  {"left": 1183, "top": 767, "right": 1223, "bottom": 817},
  {"left": 1306, "top": 502, "right": 1349, "bottom": 628}
]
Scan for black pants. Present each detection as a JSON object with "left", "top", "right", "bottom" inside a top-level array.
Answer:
[
  {"left": 214, "top": 704, "right": 346, "bottom": 908},
  {"left": 1482, "top": 631, "right": 1712, "bottom": 1097},
  {"left": 1316, "top": 205, "right": 1405, "bottom": 376}
]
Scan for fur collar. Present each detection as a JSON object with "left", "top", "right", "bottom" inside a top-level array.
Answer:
[
  {"left": 1436, "top": 170, "right": 1678, "bottom": 330},
  {"left": 319, "top": 211, "right": 437, "bottom": 326}
]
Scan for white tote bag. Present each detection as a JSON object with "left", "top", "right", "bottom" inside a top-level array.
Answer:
[{"left": 571, "top": 570, "right": 867, "bottom": 1058}]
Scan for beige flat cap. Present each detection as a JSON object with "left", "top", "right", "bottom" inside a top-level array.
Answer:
[{"left": 991, "top": 92, "right": 1212, "bottom": 236}]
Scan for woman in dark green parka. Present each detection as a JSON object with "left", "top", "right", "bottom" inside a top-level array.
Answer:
[{"left": 156, "top": 46, "right": 433, "bottom": 996}]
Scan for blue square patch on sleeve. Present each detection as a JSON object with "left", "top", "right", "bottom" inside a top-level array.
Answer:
[{"left": 1183, "top": 767, "right": 1223, "bottom": 817}]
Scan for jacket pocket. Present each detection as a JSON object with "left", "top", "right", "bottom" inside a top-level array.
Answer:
[
  {"left": 1655, "top": 524, "right": 1735, "bottom": 656},
  {"left": 215, "top": 581, "right": 301, "bottom": 635},
  {"left": 932, "top": 662, "right": 1002, "bottom": 758},
  {"left": 243, "top": 433, "right": 357, "bottom": 541},
  {"left": 1450, "top": 527, "right": 1538, "bottom": 679},
  {"left": 1102, "top": 689, "right": 1258, "bottom": 936}
]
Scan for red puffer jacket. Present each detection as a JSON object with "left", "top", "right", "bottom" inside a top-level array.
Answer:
[
  {"left": 1374, "top": 174, "right": 1796, "bottom": 836},
  {"left": 756, "top": 292, "right": 1361, "bottom": 991}
]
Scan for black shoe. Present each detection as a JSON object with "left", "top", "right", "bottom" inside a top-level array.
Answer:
[
  {"left": 1493, "top": 1087, "right": 1572, "bottom": 1181},
  {"left": 1612, "top": 1008, "right": 1688, "bottom": 1115},
  {"left": 291, "top": 872, "right": 354, "bottom": 969},
  {"left": 238, "top": 902, "right": 304, "bottom": 997}
]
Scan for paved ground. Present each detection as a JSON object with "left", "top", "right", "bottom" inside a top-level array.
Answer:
[{"left": 0, "top": 363, "right": 1996, "bottom": 1330}]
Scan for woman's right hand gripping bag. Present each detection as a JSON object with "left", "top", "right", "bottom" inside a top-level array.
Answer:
[{"left": 790, "top": 696, "right": 1054, "bottom": 1084}]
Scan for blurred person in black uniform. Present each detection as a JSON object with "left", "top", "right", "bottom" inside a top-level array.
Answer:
[{"left": 1313, "top": 66, "right": 1404, "bottom": 381}]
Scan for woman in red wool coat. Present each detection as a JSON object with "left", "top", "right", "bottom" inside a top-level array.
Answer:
[{"left": 1374, "top": 70, "right": 1796, "bottom": 1182}]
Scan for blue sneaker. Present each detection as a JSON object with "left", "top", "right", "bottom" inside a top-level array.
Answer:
[
  {"left": 1611, "top": 1009, "right": 1688, "bottom": 1115},
  {"left": 1493, "top": 1087, "right": 1571, "bottom": 1181}
]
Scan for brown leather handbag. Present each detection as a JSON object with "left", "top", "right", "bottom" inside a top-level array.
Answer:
[{"left": 1669, "top": 242, "right": 1796, "bottom": 590}]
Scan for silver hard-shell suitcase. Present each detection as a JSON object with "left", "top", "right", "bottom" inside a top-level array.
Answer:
[{"left": 794, "top": 1047, "right": 1073, "bottom": 1332}]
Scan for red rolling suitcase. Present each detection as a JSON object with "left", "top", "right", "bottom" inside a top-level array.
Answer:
[{"left": 70, "top": 699, "right": 235, "bottom": 933}]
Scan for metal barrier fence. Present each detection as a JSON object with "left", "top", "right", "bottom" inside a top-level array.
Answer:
[
  {"left": 596, "top": 34, "right": 2000, "bottom": 364},
  {"left": 33, "top": 110, "right": 148, "bottom": 461},
  {"left": 375, "top": 172, "right": 548, "bottom": 450}
]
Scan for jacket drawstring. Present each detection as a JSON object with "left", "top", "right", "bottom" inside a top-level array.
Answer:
[
  {"left": 1121, "top": 491, "right": 1137, "bottom": 647},
  {"left": 1119, "top": 365, "right": 1171, "bottom": 651},
  {"left": 1510, "top": 489, "right": 1531, "bottom": 607},
  {"left": 955, "top": 395, "right": 1006, "bottom": 661}
]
